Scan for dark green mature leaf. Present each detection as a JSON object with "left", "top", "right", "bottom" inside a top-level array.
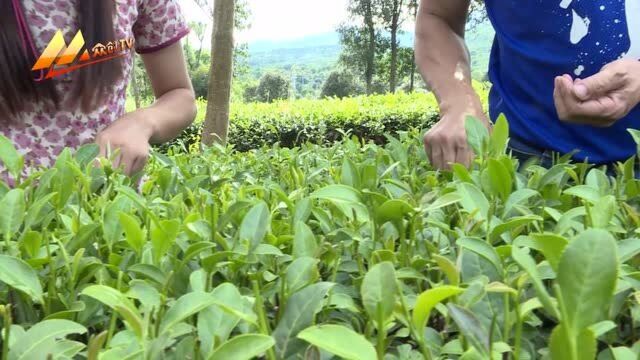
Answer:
[
  {"left": 0, "top": 254, "right": 43, "bottom": 303},
  {"left": 286, "top": 257, "right": 319, "bottom": 294},
  {"left": 361, "top": 262, "right": 397, "bottom": 329},
  {"left": 557, "top": 229, "right": 618, "bottom": 332},
  {"left": 298, "top": 325, "right": 376, "bottom": 360},
  {"left": 447, "top": 304, "right": 490, "bottom": 358},
  {"left": 209, "top": 334, "right": 275, "bottom": 360},
  {"left": 273, "top": 282, "right": 334, "bottom": 358}
]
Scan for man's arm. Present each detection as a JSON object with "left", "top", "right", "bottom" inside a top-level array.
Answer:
[{"left": 416, "top": 0, "right": 488, "bottom": 169}]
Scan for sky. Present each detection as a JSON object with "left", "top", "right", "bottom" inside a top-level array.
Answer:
[{"left": 177, "top": 0, "right": 351, "bottom": 43}]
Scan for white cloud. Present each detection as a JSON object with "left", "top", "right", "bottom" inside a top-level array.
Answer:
[{"left": 178, "top": 0, "right": 349, "bottom": 44}]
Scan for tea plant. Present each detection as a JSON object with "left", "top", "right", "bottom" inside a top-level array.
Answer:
[{"left": 0, "top": 116, "right": 638, "bottom": 360}]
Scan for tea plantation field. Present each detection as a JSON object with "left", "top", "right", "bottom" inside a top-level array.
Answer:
[{"left": 0, "top": 117, "right": 639, "bottom": 360}]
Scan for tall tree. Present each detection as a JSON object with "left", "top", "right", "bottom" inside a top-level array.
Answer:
[
  {"left": 408, "top": 0, "right": 418, "bottom": 92},
  {"left": 339, "top": 0, "right": 379, "bottom": 94},
  {"left": 201, "top": 0, "right": 235, "bottom": 146},
  {"left": 380, "top": 0, "right": 405, "bottom": 93}
]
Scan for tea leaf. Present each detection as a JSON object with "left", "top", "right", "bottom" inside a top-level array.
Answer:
[
  {"left": 0, "top": 135, "right": 24, "bottom": 178},
  {"left": 465, "top": 116, "right": 489, "bottom": 156},
  {"left": 557, "top": 229, "right": 618, "bottom": 332},
  {"left": 81, "top": 285, "right": 144, "bottom": 339},
  {"left": 239, "top": 201, "right": 271, "bottom": 253},
  {"left": 159, "top": 292, "right": 220, "bottom": 335},
  {"left": 9, "top": 320, "right": 86, "bottom": 360},
  {"left": 273, "top": 282, "right": 334, "bottom": 358},
  {"left": 361, "top": 262, "right": 397, "bottom": 329},
  {"left": 413, "top": 286, "right": 463, "bottom": 330},
  {"left": 209, "top": 334, "right": 275, "bottom": 360},
  {"left": 447, "top": 304, "right": 490, "bottom": 358},
  {"left": 0, "top": 189, "right": 25, "bottom": 241},
  {"left": 298, "top": 325, "right": 376, "bottom": 360},
  {"left": 0, "top": 254, "right": 43, "bottom": 303},
  {"left": 292, "top": 221, "right": 317, "bottom": 258}
]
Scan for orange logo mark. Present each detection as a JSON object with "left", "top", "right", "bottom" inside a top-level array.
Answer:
[{"left": 32, "top": 30, "right": 135, "bottom": 80}]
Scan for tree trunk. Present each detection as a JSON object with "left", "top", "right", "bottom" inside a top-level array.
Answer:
[
  {"left": 409, "top": 0, "right": 417, "bottom": 92},
  {"left": 364, "top": 1, "right": 375, "bottom": 95},
  {"left": 202, "top": 0, "right": 235, "bottom": 146},
  {"left": 131, "top": 54, "right": 141, "bottom": 109},
  {"left": 389, "top": 0, "right": 403, "bottom": 93}
]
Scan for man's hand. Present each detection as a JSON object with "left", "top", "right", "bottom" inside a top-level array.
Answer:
[
  {"left": 95, "top": 110, "right": 154, "bottom": 176},
  {"left": 424, "top": 103, "right": 490, "bottom": 170},
  {"left": 554, "top": 59, "right": 640, "bottom": 127}
]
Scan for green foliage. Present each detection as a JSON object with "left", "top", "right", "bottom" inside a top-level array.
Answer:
[
  {"left": 321, "top": 70, "right": 363, "bottom": 98},
  {"left": 162, "top": 91, "right": 453, "bottom": 153},
  {"left": 245, "top": 72, "right": 290, "bottom": 103},
  {"left": 1, "top": 114, "right": 639, "bottom": 359}
]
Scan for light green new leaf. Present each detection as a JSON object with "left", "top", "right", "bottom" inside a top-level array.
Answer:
[
  {"left": 456, "top": 183, "right": 489, "bottom": 220},
  {"left": 564, "top": 185, "right": 601, "bottom": 204},
  {"left": 511, "top": 247, "right": 559, "bottom": 319},
  {"left": 341, "top": 158, "right": 361, "bottom": 189},
  {"left": 0, "top": 189, "right": 25, "bottom": 241},
  {"left": 376, "top": 199, "right": 414, "bottom": 224},
  {"left": 159, "top": 292, "right": 220, "bottom": 335},
  {"left": 298, "top": 325, "right": 376, "bottom": 360},
  {"left": 433, "top": 255, "right": 460, "bottom": 286},
  {"left": 292, "top": 221, "right": 317, "bottom": 258},
  {"left": 119, "top": 213, "right": 145, "bottom": 255},
  {"left": 311, "top": 184, "right": 361, "bottom": 203},
  {"left": 273, "top": 282, "right": 334, "bottom": 358},
  {"left": 490, "top": 114, "right": 509, "bottom": 156},
  {"left": 9, "top": 320, "right": 86, "bottom": 360},
  {"left": 557, "top": 229, "right": 618, "bottom": 332},
  {"left": 465, "top": 116, "right": 490, "bottom": 156},
  {"left": 239, "top": 201, "right": 271, "bottom": 252},
  {"left": 487, "top": 159, "right": 512, "bottom": 202},
  {"left": 503, "top": 189, "right": 539, "bottom": 217},
  {"left": 81, "top": 285, "right": 144, "bottom": 339},
  {"left": 209, "top": 334, "right": 275, "bottom": 360},
  {"left": 413, "top": 286, "right": 463, "bottom": 330},
  {"left": 0, "top": 135, "right": 24, "bottom": 178},
  {"left": 513, "top": 233, "right": 568, "bottom": 271},
  {"left": 426, "top": 192, "right": 462, "bottom": 212},
  {"left": 361, "top": 262, "right": 397, "bottom": 329},
  {"left": 150, "top": 219, "right": 180, "bottom": 262},
  {"left": 549, "top": 325, "right": 596, "bottom": 360},
  {"left": 0, "top": 254, "right": 43, "bottom": 303},
  {"left": 590, "top": 195, "right": 616, "bottom": 229}
]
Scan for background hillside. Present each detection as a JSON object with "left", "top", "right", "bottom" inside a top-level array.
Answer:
[{"left": 246, "top": 21, "right": 495, "bottom": 85}]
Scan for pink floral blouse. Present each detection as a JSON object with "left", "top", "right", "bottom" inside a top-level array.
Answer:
[{"left": 1, "top": 0, "right": 190, "bottom": 169}]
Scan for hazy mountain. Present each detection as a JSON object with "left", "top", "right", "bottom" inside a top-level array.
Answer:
[{"left": 247, "top": 22, "right": 494, "bottom": 79}]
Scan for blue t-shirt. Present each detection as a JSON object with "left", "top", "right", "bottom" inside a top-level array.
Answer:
[{"left": 484, "top": 0, "right": 640, "bottom": 163}]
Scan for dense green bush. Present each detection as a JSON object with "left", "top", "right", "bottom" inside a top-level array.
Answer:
[
  {"left": 1, "top": 116, "right": 640, "bottom": 359},
  {"left": 162, "top": 90, "right": 474, "bottom": 153},
  {"left": 320, "top": 70, "right": 363, "bottom": 98}
]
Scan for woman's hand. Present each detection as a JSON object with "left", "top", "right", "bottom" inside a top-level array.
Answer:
[
  {"left": 554, "top": 59, "right": 640, "bottom": 127},
  {"left": 95, "top": 109, "right": 154, "bottom": 175}
]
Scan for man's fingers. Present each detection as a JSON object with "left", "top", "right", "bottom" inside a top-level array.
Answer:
[
  {"left": 454, "top": 146, "right": 472, "bottom": 168},
  {"left": 431, "top": 147, "right": 444, "bottom": 170},
  {"left": 442, "top": 144, "right": 456, "bottom": 170},
  {"left": 573, "top": 68, "right": 625, "bottom": 101}
]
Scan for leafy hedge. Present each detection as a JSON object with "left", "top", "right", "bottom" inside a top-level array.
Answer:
[{"left": 162, "top": 83, "right": 489, "bottom": 153}]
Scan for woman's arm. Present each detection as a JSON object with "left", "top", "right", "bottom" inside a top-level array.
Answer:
[
  {"left": 95, "top": 42, "right": 196, "bottom": 175},
  {"left": 138, "top": 42, "right": 197, "bottom": 144}
]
